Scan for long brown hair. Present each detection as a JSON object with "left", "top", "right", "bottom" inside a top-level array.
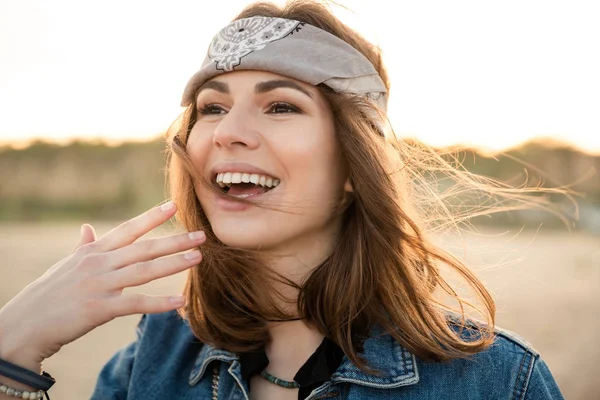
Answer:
[{"left": 166, "top": 0, "right": 567, "bottom": 370}]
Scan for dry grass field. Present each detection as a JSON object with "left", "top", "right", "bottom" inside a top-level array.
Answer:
[{"left": 0, "top": 222, "right": 598, "bottom": 399}]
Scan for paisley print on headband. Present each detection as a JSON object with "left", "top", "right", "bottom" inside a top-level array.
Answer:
[{"left": 208, "top": 17, "right": 303, "bottom": 71}]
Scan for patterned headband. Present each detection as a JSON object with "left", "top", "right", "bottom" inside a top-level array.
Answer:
[{"left": 180, "top": 16, "right": 388, "bottom": 111}]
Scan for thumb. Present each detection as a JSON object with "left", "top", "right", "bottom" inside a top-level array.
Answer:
[{"left": 74, "top": 223, "right": 97, "bottom": 251}]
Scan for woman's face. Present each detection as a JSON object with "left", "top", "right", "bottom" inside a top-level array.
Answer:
[{"left": 187, "top": 70, "right": 349, "bottom": 252}]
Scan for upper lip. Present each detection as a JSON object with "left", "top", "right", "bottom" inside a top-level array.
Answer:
[{"left": 209, "top": 161, "right": 280, "bottom": 180}]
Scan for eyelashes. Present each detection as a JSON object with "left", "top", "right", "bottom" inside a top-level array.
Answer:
[
  {"left": 197, "top": 104, "right": 226, "bottom": 115},
  {"left": 268, "top": 102, "right": 302, "bottom": 114},
  {"left": 197, "top": 102, "right": 302, "bottom": 115}
]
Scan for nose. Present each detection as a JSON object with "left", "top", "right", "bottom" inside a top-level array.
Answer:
[{"left": 212, "top": 105, "right": 260, "bottom": 150}]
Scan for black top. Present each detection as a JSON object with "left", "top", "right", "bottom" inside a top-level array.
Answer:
[{"left": 239, "top": 337, "right": 345, "bottom": 399}]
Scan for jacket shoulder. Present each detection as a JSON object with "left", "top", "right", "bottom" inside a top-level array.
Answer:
[
  {"left": 430, "top": 314, "right": 563, "bottom": 399},
  {"left": 492, "top": 324, "right": 539, "bottom": 356},
  {"left": 445, "top": 312, "right": 539, "bottom": 355},
  {"left": 91, "top": 310, "right": 200, "bottom": 399}
]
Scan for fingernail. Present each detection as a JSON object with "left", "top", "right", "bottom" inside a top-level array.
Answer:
[
  {"left": 160, "top": 201, "right": 175, "bottom": 212},
  {"left": 170, "top": 295, "right": 185, "bottom": 305},
  {"left": 184, "top": 250, "right": 201, "bottom": 260},
  {"left": 188, "top": 231, "right": 205, "bottom": 241}
]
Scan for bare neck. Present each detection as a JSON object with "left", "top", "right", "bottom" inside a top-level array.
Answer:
[
  {"left": 258, "top": 217, "right": 344, "bottom": 377},
  {"left": 263, "top": 320, "right": 325, "bottom": 380}
]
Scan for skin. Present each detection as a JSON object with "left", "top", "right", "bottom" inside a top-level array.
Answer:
[
  {"left": 0, "top": 71, "right": 350, "bottom": 399},
  {"left": 187, "top": 70, "right": 349, "bottom": 277},
  {"left": 0, "top": 203, "right": 205, "bottom": 394},
  {"left": 187, "top": 70, "right": 352, "bottom": 399}
]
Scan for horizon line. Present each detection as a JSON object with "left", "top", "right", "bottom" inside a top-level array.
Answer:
[{"left": 1, "top": 134, "right": 599, "bottom": 157}]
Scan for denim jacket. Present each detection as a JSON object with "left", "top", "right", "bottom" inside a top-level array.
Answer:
[{"left": 90, "top": 310, "right": 564, "bottom": 399}]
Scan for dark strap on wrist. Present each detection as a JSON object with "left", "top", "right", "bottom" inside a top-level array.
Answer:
[{"left": 0, "top": 358, "right": 55, "bottom": 391}]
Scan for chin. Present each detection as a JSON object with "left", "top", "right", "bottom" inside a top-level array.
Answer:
[{"left": 209, "top": 214, "right": 281, "bottom": 250}]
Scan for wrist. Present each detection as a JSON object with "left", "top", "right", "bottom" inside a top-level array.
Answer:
[
  {"left": 0, "top": 349, "right": 42, "bottom": 393},
  {"left": 0, "top": 301, "right": 49, "bottom": 397},
  {"left": 0, "top": 312, "right": 44, "bottom": 374},
  {"left": 0, "top": 344, "right": 44, "bottom": 396},
  {"left": 0, "top": 358, "right": 42, "bottom": 399},
  {"left": 0, "top": 339, "right": 42, "bottom": 376}
]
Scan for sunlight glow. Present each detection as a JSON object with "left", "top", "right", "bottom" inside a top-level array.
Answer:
[{"left": 1, "top": 0, "right": 598, "bottom": 153}]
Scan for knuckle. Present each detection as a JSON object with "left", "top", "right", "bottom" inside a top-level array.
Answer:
[
  {"left": 134, "top": 239, "right": 153, "bottom": 254},
  {"left": 75, "top": 242, "right": 97, "bottom": 256},
  {"left": 180, "top": 232, "right": 192, "bottom": 242},
  {"left": 77, "top": 253, "right": 104, "bottom": 269},
  {"left": 142, "top": 239, "right": 155, "bottom": 251},
  {"left": 134, "top": 260, "right": 152, "bottom": 276},
  {"left": 76, "top": 274, "right": 102, "bottom": 293},
  {"left": 126, "top": 294, "right": 144, "bottom": 311},
  {"left": 118, "top": 221, "right": 137, "bottom": 242},
  {"left": 81, "top": 296, "right": 104, "bottom": 317}
]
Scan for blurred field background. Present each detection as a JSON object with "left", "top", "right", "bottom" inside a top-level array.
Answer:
[{"left": 0, "top": 139, "right": 599, "bottom": 399}]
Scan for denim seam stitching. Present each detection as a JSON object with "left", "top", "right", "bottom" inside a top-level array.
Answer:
[
  {"left": 189, "top": 356, "right": 237, "bottom": 386},
  {"left": 493, "top": 329, "right": 539, "bottom": 356},
  {"left": 330, "top": 353, "right": 419, "bottom": 389},
  {"left": 511, "top": 350, "right": 528, "bottom": 400},
  {"left": 518, "top": 353, "right": 536, "bottom": 400},
  {"left": 305, "top": 382, "right": 332, "bottom": 400},
  {"left": 227, "top": 361, "right": 250, "bottom": 400},
  {"left": 330, "top": 374, "right": 419, "bottom": 389}
]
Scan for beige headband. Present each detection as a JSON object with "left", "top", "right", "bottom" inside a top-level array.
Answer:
[{"left": 181, "top": 16, "right": 387, "bottom": 111}]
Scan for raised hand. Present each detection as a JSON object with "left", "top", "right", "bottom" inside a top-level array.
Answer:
[{"left": 0, "top": 201, "right": 204, "bottom": 372}]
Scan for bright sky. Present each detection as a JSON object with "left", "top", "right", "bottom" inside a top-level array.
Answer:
[{"left": 1, "top": 0, "right": 599, "bottom": 153}]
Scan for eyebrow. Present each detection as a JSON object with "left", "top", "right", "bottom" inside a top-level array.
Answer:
[
  {"left": 197, "top": 80, "right": 229, "bottom": 95},
  {"left": 255, "top": 79, "right": 313, "bottom": 98},
  {"left": 196, "top": 79, "right": 313, "bottom": 99}
]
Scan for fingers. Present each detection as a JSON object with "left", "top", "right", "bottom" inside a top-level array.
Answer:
[
  {"left": 73, "top": 224, "right": 97, "bottom": 253},
  {"left": 110, "top": 250, "right": 202, "bottom": 289},
  {"left": 81, "top": 224, "right": 97, "bottom": 244},
  {"left": 104, "top": 230, "right": 206, "bottom": 271},
  {"left": 107, "top": 293, "right": 187, "bottom": 318},
  {"left": 93, "top": 201, "right": 177, "bottom": 252}
]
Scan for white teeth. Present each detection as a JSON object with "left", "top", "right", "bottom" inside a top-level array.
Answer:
[{"left": 215, "top": 171, "right": 280, "bottom": 189}]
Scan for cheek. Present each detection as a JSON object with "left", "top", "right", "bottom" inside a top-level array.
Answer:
[
  {"left": 186, "top": 125, "right": 211, "bottom": 161},
  {"left": 186, "top": 125, "right": 218, "bottom": 184},
  {"left": 269, "top": 125, "right": 344, "bottom": 204},
  {"left": 186, "top": 127, "right": 215, "bottom": 204},
  {"left": 280, "top": 123, "right": 340, "bottom": 174}
]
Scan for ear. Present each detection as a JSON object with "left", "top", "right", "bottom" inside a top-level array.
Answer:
[{"left": 344, "top": 177, "right": 353, "bottom": 193}]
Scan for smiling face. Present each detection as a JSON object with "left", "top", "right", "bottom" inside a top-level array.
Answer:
[{"left": 186, "top": 70, "right": 350, "bottom": 254}]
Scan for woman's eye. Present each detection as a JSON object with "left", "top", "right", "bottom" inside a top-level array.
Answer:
[
  {"left": 267, "top": 102, "right": 301, "bottom": 114},
  {"left": 197, "top": 104, "right": 227, "bottom": 115}
]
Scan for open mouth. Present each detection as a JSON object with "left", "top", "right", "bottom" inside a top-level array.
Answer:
[{"left": 215, "top": 172, "right": 280, "bottom": 198}]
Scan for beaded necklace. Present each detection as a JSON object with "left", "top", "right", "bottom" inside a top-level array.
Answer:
[{"left": 259, "top": 370, "right": 300, "bottom": 389}]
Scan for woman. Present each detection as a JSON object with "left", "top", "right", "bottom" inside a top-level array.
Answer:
[{"left": 0, "top": 1, "right": 564, "bottom": 399}]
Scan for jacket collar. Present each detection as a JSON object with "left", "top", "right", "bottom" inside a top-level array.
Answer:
[{"left": 188, "top": 327, "right": 419, "bottom": 389}]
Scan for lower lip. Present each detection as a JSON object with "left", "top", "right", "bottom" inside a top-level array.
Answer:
[
  {"left": 215, "top": 193, "right": 252, "bottom": 211},
  {"left": 214, "top": 189, "right": 273, "bottom": 211}
]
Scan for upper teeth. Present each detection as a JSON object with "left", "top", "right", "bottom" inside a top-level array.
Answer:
[{"left": 216, "top": 172, "right": 280, "bottom": 188}]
